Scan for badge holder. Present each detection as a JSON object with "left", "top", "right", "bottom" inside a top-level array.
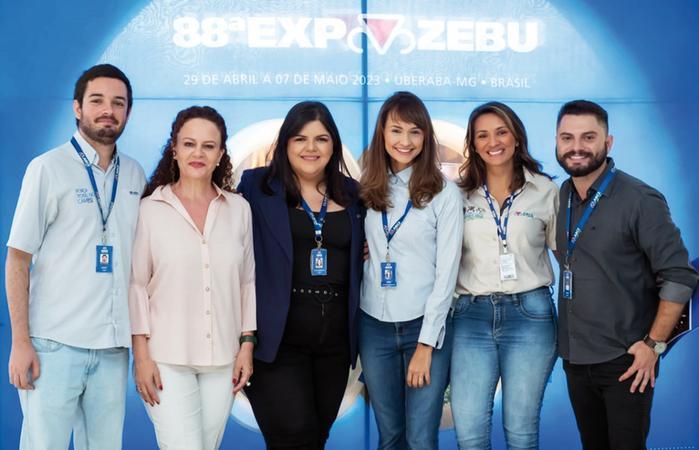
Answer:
[
  {"left": 499, "top": 251, "right": 517, "bottom": 281},
  {"left": 96, "top": 233, "right": 113, "bottom": 273},
  {"left": 310, "top": 236, "right": 328, "bottom": 277},
  {"left": 381, "top": 249, "right": 397, "bottom": 288},
  {"left": 562, "top": 265, "right": 573, "bottom": 299}
]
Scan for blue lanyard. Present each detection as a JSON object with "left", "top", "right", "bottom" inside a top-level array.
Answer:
[
  {"left": 300, "top": 194, "right": 329, "bottom": 248},
  {"left": 382, "top": 201, "right": 413, "bottom": 248},
  {"left": 71, "top": 137, "right": 120, "bottom": 241},
  {"left": 565, "top": 167, "right": 617, "bottom": 267},
  {"left": 482, "top": 184, "right": 520, "bottom": 252}
]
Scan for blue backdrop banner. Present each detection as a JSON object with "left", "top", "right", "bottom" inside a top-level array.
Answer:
[{"left": 1, "top": 1, "right": 698, "bottom": 448}]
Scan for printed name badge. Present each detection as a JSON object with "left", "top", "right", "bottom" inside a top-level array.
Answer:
[
  {"left": 310, "top": 248, "right": 328, "bottom": 276},
  {"left": 499, "top": 252, "right": 517, "bottom": 281},
  {"left": 380, "top": 262, "right": 397, "bottom": 287},
  {"left": 562, "top": 269, "right": 573, "bottom": 299},
  {"left": 96, "top": 245, "right": 113, "bottom": 273}
]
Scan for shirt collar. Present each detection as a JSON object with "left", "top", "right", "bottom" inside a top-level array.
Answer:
[
  {"left": 588, "top": 157, "right": 616, "bottom": 197},
  {"left": 151, "top": 183, "right": 226, "bottom": 203},
  {"left": 522, "top": 168, "right": 537, "bottom": 188},
  {"left": 390, "top": 165, "right": 413, "bottom": 185},
  {"left": 71, "top": 131, "right": 118, "bottom": 169},
  {"left": 475, "top": 168, "right": 537, "bottom": 198}
]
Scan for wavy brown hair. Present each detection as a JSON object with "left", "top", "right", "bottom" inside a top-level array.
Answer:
[
  {"left": 459, "top": 101, "right": 548, "bottom": 193},
  {"left": 360, "top": 91, "right": 443, "bottom": 211},
  {"left": 143, "top": 106, "right": 233, "bottom": 198}
]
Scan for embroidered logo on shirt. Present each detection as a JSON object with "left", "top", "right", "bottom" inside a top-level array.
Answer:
[
  {"left": 129, "top": 190, "right": 140, "bottom": 196},
  {"left": 513, "top": 210, "right": 536, "bottom": 219},
  {"left": 464, "top": 206, "right": 485, "bottom": 220},
  {"left": 75, "top": 188, "right": 95, "bottom": 204}
]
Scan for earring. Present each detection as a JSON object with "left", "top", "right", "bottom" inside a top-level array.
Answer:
[{"left": 169, "top": 155, "right": 178, "bottom": 180}]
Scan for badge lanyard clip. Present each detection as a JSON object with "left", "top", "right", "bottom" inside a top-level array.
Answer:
[
  {"left": 380, "top": 201, "right": 412, "bottom": 287},
  {"left": 301, "top": 194, "right": 329, "bottom": 277}
]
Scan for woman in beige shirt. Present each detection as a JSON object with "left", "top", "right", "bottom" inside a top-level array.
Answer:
[
  {"left": 129, "top": 106, "right": 256, "bottom": 450},
  {"left": 450, "top": 102, "right": 558, "bottom": 450}
]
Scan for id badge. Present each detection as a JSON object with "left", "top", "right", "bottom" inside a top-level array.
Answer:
[
  {"left": 499, "top": 252, "right": 517, "bottom": 281},
  {"left": 562, "top": 269, "right": 573, "bottom": 299},
  {"left": 380, "top": 262, "right": 397, "bottom": 287},
  {"left": 310, "top": 248, "right": 328, "bottom": 276},
  {"left": 96, "top": 245, "right": 113, "bottom": 273}
]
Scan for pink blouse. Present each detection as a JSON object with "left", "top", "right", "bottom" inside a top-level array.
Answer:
[{"left": 129, "top": 184, "right": 256, "bottom": 366}]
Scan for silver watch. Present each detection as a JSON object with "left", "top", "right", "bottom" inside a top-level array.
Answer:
[{"left": 643, "top": 335, "right": 667, "bottom": 355}]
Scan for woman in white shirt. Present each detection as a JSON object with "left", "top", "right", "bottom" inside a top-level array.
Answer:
[
  {"left": 129, "top": 106, "right": 256, "bottom": 450},
  {"left": 359, "top": 91, "right": 463, "bottom": 449},
  {"left": 451, "top": 102, "right": 557, "bottom": 450}
]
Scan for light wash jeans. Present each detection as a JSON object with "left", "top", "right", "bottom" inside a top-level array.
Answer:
[
  {"left": 359, "top": 311, "right": 452, "bottom": 450},
  {"left": 450, "top": 287, "right": 557, "bottom": 450},
  {"left": 18, "top": 337, "right": 128, "bottom": 450},
  {"left": 144, "top": 362, "right": 235, "bottom": 450}
]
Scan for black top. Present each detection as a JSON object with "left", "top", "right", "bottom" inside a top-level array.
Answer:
[
  {"left": 289, "top": 207, "right": 351, "bottom": 289},
  {"left": 555, "top": 158, "right": 698, "bottom": 364}
]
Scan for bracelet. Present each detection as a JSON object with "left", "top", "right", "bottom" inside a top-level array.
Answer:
[{"left": 239, "top": 335, "right": 257, "bottom": 346}]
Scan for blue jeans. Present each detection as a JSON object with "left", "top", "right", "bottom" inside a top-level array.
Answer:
[
  {"left": 450, "top": 287, "right": 557, "bottom": 450},
  {"left": 18, "top": 337, "right": 128, "bottom": 450},
  {"left": 359, "top": 310, "right": 452, "bottom": 450}
]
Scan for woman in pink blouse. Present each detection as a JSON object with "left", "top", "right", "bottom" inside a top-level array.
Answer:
[{"left": 129, "top": 106, "right": 256, "bottom": 450}]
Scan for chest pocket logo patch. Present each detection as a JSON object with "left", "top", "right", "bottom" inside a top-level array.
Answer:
[
  {"left": 75, "top": 188, "right": 95, "bottom": 204},
  {"left": 464, "top": 206, "right": 486, "bottom": 220},
  {"left": 513, "top": 210, "right": 536, "bottom": 219}
]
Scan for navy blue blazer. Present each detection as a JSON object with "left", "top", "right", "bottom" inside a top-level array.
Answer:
[{"left": 237, "top": 167, "right": 365, "bottom": 367}]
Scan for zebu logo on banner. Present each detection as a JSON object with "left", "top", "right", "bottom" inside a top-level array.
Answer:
[
  {"left": 347, "top": 14, "right": 413, "bottom": 55},
  {"left": 172, "top": 14, "right": 540, "bottom": 54}
]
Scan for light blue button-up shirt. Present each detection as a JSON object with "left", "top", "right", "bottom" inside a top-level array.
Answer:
[
  {"left": 360, "top": 166, "right": 464, "bottom": 348},
  {"left": 7, "top": 132, "right": 146, "bottom": 349}
]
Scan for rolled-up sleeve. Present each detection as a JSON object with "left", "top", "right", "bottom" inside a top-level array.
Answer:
[
  {"left": 128, "top": 203, "right": 153, "bottom": 335},
  {"left": 634, "top": 187, "right": 698, "bottom": 303},
  {"left": 418, "top": 182, "right": 464, "bottom": 348}
]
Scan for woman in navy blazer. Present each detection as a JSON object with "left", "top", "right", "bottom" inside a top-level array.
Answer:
[{"left": 237, "top": 101, "right": 365, "bottom": 450}]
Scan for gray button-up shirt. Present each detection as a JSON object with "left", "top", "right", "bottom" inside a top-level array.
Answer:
[{"left": 555, "top": 158, "right": 698, "bottom": 364}]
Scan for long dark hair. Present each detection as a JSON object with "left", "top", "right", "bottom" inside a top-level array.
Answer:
[
  {"left": 459, "top": 101, "right": 548, "bottom": 192},
  {"left": 262, "top": 101, "right": 351, "bottom": 207},
  {"left": 143, "top": 106, "right": 233, "bottom": 198},
  {"left": 360, "top": 91, "right": 443, "bottom": 211}
]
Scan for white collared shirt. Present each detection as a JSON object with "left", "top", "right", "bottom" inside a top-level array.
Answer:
[
  {"left": 7, "top": 132, "right": 146, "bottom": 349},
  {"left": 361, "top": 166, "right": 464, "bottom": 348},
  {"left": 456, "top": 170, "right": 558, "bottom": 296}
]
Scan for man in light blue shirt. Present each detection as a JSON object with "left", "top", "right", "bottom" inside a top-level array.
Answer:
[{"left": 5, "top": 64, "right": 146, "bottom": 450}]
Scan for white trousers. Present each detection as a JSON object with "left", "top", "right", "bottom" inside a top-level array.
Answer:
[{"left": 144, "top": 362, "right": 234, "bottom": 450}]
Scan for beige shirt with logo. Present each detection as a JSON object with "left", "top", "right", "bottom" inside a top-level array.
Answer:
[{"left": 456, "top": 170, "right": 558, "bottom": 296}]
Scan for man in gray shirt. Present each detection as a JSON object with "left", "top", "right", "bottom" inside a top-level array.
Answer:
[{"left": 554, "top": 100, "right": 698, "bottom": 450}]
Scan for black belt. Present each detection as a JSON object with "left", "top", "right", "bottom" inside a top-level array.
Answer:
[
  {"left": 291, "top": 285, "right": 344, "bottom": 301},
  {"left": 291, "top": 285, "right": 346, "bottom": 316}
]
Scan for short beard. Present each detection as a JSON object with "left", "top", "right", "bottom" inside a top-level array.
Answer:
[
  {"left": 79, "top": 118, "right": 123, "bottom": 146},
  {"left": 556, "top": 144, "right": 608, "bottom": 177}
]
